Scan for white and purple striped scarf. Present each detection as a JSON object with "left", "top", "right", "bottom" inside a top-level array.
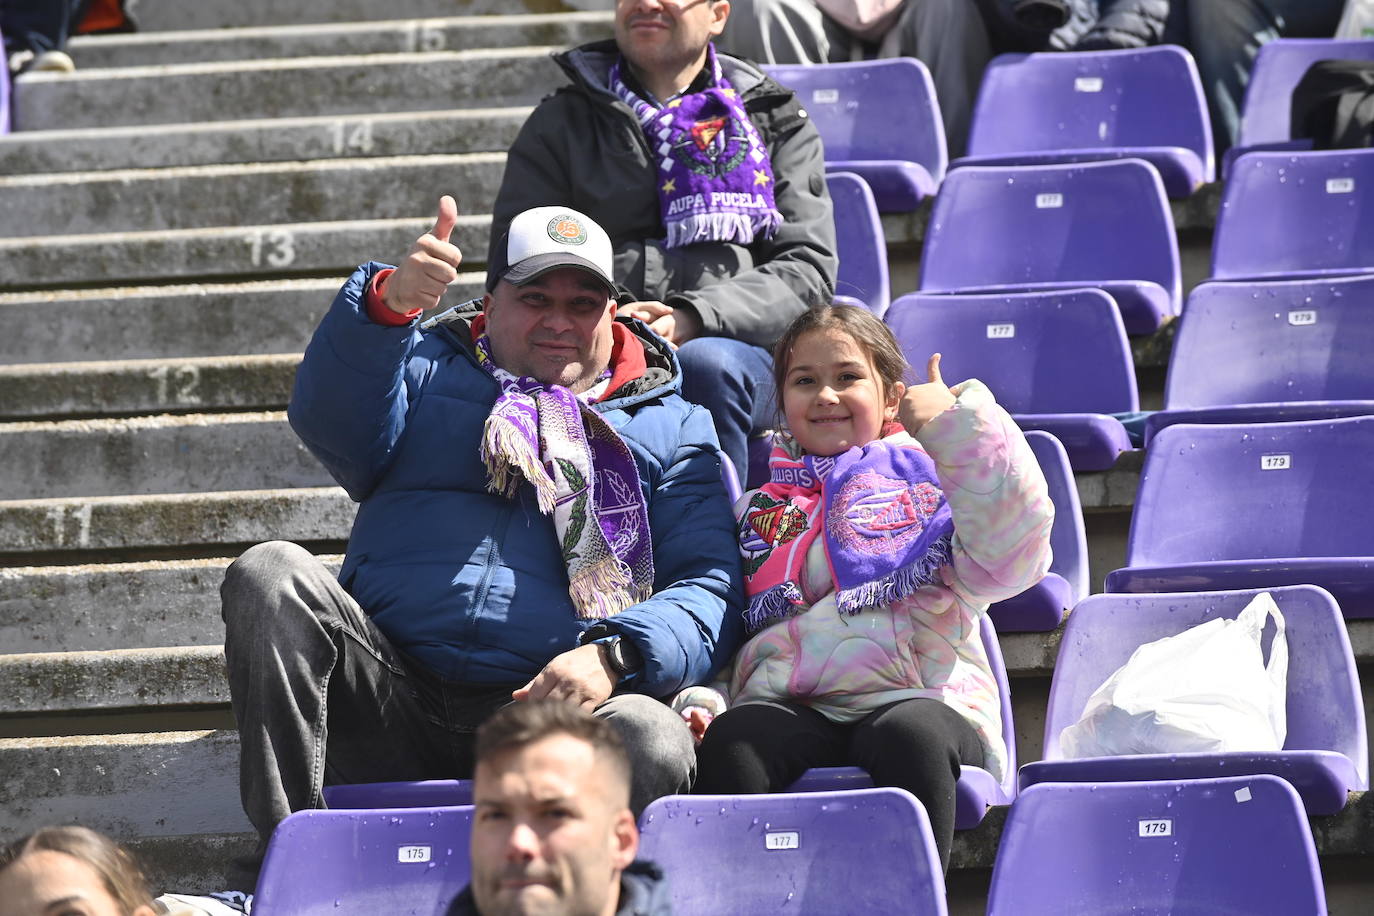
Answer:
[
  {"left": 475, "top": 335, "right": 654, "bottom": 619},
  {"left": 610, "top": 46, "right": 783, "bottom": 249}
]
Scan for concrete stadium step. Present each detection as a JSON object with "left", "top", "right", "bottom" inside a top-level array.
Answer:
[
  {"left": 66, "top": 13, "right": 611, "bottom": 68},
  {"left": 0, "top": 413, "right": 333, "bottom": 500},
  {"left": 0, "top": 107, "right": 530, "bottom": 174},
  {"left": 0, "top": 275, "right": 485, "bottom": 365},
  {"left": 0, "top": 730, "right": 252, "bottom": 841},
  {"left": 0, "top": 215, "right": 485, "bottom": 292},
  {"left": 128, "top": 0, "right": 611, "bottom": 31},
  {"left": 11, "top": 48, "right": 564, "bottom": 131},
  {"left": 2, "top": 646, "right": 228, "bottom": 715},
  {"left": 0, "top": 153, "right": 506, "bottom": 238},
  {"left": 0, "top": 556, "right": 343, "bottom": 654},
  {"left": 0, "top": 487, "right": 354, "bottom": 558},
  {"left": 0, "top": 354, "right": 301, "bottom": 419}
]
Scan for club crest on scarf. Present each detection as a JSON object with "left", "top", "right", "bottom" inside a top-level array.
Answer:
[
  {"left": 739, "top": 491, "right": 811, "bottom": 576},
  {"left": 611, "top": 46, "right": 784, "bottom": 249},
  {"left": 740, "top": 434, "right": 955, "bottom": 632},
  {"left": 473, "top": 335, "right": 654, "bottom": 620}
]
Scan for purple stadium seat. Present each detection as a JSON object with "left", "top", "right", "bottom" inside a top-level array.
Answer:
[
  {"left": 988, "top": 775, "right": 1328, "bottom": 915},
  {"left": 322, "top": 779, "right": 471, "bottom": 810},
  {"left": 764, "top": 58, "right": 946, "bottom": 212},
  {"left": 1106, "top": 415, "right": 1374, "bottom": 618},
  {"left": 253, "top": 806, "right": 472, "bottom": 915},
  {"left": 919, "top": 158, "right": 1180, "bottom": 334},
  {"left": 986, "top": 431, "right": 1088, "bottom": 631},
  {"left": 639, "top": 788, "right": 947, "bottom": 915},
  {"left": 0, "top": 26, "right": 9, "bottom": 134},
  {"left": 1226, "top": 37, "right": 1374, "bottom": 175},
  {"left": 1145, "top": 276, "right": 1374, "bottom": 445},
  {"left": 826, "top": 171, "right": 890, "bottom": 316},
  {"left": 1020, "top": 585, "right": 1367, "bottom": 814},
  {"left": 957, "top": 45, "right": 1213, "bottom": 198},
  {"left": 719, "top": 449, "right": 743, "bottom": 505},
  {"left": 1212, "top": 148, "right": 1374, "bottom": 282},
  {"left": 885, "top": 288, "right": 1137, "bottom": 470},
  {"left": 785, "top": 614, "right": 1016, "bottom": 828}
]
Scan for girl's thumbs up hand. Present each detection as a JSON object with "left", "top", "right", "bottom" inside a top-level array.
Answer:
[{"left": 898, "top": 353, "right": 957, "bottom": 435}]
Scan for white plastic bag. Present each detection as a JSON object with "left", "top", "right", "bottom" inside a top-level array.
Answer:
[
  {"left": 1337, "top": 0, "right": 1374, "bottom": 39},
  {"left": 1060, "top": 592, "right": 1288, "bottom": 758}
]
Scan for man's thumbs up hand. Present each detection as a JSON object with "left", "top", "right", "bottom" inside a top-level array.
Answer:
[{"left": 382, "top": 195, "right": 463, "bottom": 315}]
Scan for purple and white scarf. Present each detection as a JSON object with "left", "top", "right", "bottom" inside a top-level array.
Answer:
[
  {"left": 610, "top": 46, "right": 784, "bottom": 248},
  {"left": 739, "top": 434, "right": 955, "bottom": 632},
  {"left": 475, "top": 335, "right": 654, "bottom": 619}
]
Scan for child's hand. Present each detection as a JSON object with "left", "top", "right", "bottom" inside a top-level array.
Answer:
[
  {"left": 898, "top": 354, "right": 957, "bottom": 434},
  {"left": 681, "top": 706, "right": 714, "bottom": 744}
]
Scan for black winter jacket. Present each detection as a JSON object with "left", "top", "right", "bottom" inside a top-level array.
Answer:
[{"left": 490, "top": 40, "right": 837, "bottom": 349}]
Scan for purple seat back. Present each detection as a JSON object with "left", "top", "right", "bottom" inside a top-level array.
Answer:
[
  {"left": 764, "top": 58, "right": 946, "bottom": 182},
  {"left": 826, "top": 171, "right": 889, "bottom": 315},
  {"left": 919, "top": 159, "right": 1179, "bottom": 314},
  {"left": 987, "top": 775, "right": 1326, "bottom": 916},
  {"left": 1125, "top": 415, "right": 1374, "bottom": 566},
  {"left": 1239, "top": 38, "right": 1374, "bottom": 149},
  {"left": 322, "top": 779, "right": 471, "bottom": 809},
  {"left": 719, "top": 449, "right": 743, "bottom": 505},
  {"left": 967, "top": 46, "right": 1212, "bottom": 178},
  {"left": 1022, "top": 431, "right": 1089, "bottom": 606},
  {"left": 639, "top": 788, "right": 947, "bottom": 915},
  {"left": 0, "top": 25, "right": 9, "bottom": 134},
  {"left": 254, "top": 806, "right": 472, "bottom": 915},
  {"left": 885, "top": 289, "right": 1137, "bottom": 414},
  {"left": 1040, "top": 585, "right": 1367, "bottom": 779},
  {"left": 1213, "top": 149, "right": 1374, "bottom": 280},
  {"left": 1168, "top": 276, "right": 1374, "bottom": 408}
]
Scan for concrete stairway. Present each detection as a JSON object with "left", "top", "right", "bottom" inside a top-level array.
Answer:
[{"left": 0, "top": 3, "right": 1369, "bottom": 912}]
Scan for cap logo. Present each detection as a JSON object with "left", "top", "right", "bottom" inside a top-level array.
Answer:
[{"left": 547, "top": 216, "right": 587, "bottom": 246}]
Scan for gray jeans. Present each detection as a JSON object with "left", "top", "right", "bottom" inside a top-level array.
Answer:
[{"left": 221, "top": 541, "right": 696, "bottom": 890}]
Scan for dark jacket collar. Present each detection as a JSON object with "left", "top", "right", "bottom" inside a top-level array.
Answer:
[{"left": 445, "top": 860, "right": 673, "bottom": 916}]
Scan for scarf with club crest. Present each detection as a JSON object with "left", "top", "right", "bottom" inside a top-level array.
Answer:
[
  {"left": 610, "top": 46, "right": 784, "bottom": 248},
  {"left": 474, "top": 334, "right": 654, "bottom": 619},
  {"left": 738, "top": 433, "right": 955, "bottom": 632}
]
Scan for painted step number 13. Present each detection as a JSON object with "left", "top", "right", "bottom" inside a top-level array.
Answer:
[{"left": 245, "top": 230, "right": 297, "bottom": 268}]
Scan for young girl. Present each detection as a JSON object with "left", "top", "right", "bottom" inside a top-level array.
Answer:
[{"left": 690, "top": 304, "right": 1053, "bottom": 869}]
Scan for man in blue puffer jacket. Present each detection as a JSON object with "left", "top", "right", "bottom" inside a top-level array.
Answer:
[{"left": 220, "top": 198, "right": 743, "bottom": 892}]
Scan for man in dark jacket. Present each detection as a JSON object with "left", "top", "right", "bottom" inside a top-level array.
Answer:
[
  {"left": 449, "top": 701, "right": 673, "bottom": 916},
  {"left": 490, "top": 0, "right": 837, "bottom": 481},
  {"left": 220, "top": 199, "right": 742, "bottom": 891}
]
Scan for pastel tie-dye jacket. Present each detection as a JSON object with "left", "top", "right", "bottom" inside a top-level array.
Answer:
[{"left": 725, "top": 380, "right": 1054, "bottom": 782}]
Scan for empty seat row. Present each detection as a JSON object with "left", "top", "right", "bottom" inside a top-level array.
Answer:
[
  {"left": 255, "top": 771, "right": 1331, "bottom": 915},
  {"left": 769, "top": 39, "right": 1374, "bottom": 216}
]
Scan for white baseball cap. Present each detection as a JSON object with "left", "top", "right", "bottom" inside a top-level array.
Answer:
[{"left": 487, "top": 206, "right": 616, "bottom": 296}]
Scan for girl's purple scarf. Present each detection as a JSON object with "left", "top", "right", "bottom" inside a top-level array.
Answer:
[
  {"left": 474, "top": 335, "right": 654, "bottom": 620},
  {"left": 738, "top": 435, "right": 954, "bottom": 632},
  {"left": 610, "top": 46, "right": 783, "bottom": 249}
]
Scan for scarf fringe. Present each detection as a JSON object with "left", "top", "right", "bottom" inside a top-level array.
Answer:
[
  {"left": 834, "top": 536, "right": 954, "bottom": 615},
  {"left": 569, "top": 557, "right": 643, "bottom": 620},
  {"left": 665, "top": 209, "right": 784, "bottom": 249},
  {"left": 744, "top": 580, "right": 806, "bottom": 633},
  {"left": 482, "top": 413, "right": 557, "bottom": 513}
]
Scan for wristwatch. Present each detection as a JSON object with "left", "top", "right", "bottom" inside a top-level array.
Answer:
[{"left": 599, "top": 635, "right": 644, "bottom": 680}]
